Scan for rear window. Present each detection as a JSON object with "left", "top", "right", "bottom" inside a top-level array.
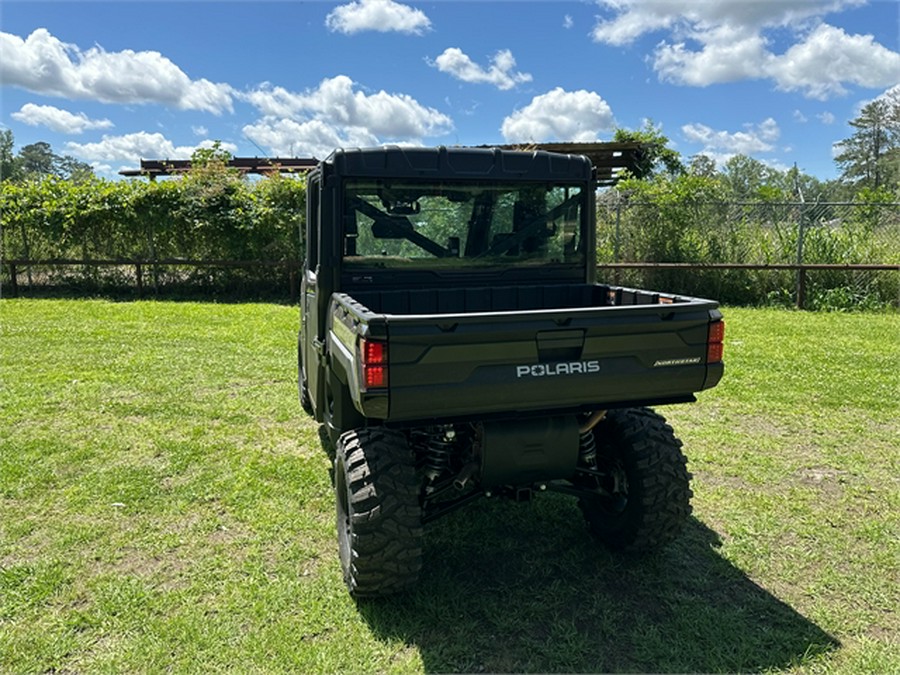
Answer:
[{"left": 342, "top": 180, "right": 585, "bottom": 268}]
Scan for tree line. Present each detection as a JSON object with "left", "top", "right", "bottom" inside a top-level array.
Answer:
[
  {"left": 1, "top": 95, "right": 897, "bottom": 303},
  {"left": 612, "top": 90, "right": 899, "bottom": 200},
  {"left": 597, "top": 96, "right": 899, "bottom": 309},
  {"left": 2, "top": 92, "right": 898, "bottom": 192},
  {"left": 1, "top": 131, "right": 94, "bottom": 184}
]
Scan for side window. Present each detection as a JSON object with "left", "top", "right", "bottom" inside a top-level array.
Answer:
[{"left": 306, "top": 176, "right": 320, "bottom": 271}]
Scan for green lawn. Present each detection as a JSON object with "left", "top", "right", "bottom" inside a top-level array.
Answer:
[{"left": 1, "top": 299, "right": 897, "bottom": 673}]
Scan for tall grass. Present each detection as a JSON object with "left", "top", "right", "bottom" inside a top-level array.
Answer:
[{"left": 597, "top": 199, "right": 900, "bottom": 308}]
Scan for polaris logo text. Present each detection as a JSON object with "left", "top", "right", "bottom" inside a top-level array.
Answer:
[{"left": 516, "top": 361, "right": 601, "bottom": 378}]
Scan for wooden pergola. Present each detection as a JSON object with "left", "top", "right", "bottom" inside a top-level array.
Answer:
[
  {"left": 119, "top": 157, "right": 319, "bottom": 179},
  {"left": 119, "top": 143, "right": 646, "bottom": 184},
  {"left": 485, "top": 142, "right": 647, "bottom": 185}
]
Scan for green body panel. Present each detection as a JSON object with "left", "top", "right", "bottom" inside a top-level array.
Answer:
[
  {"left": 329, "top": 284, "right": 722, "bottom": 423},
  {"left": 300, "top": 146, "right": 724, "bottom": 433}
]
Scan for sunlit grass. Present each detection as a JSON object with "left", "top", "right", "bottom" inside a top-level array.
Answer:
[{"left": 1, "top": 300, "right": 897, "bottom": 673}]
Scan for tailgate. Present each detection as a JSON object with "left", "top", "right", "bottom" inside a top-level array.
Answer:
[{"left": 379, "top": 302, "right": 722, "bottom": 421}]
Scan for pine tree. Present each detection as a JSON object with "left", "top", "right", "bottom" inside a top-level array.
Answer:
[
  {"left": 1, "top": 130, "right": 21, "bottom": 181},
  {"left": 834, "top": 92, "right": 900, "bottom": 191}
]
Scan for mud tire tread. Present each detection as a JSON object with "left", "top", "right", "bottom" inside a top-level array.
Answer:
[
  {"left": 579, "top": 407, "right": 693, "bottom": 552},
  {"left": 335, "top": 428, "right": 423, "bottom": 597}
]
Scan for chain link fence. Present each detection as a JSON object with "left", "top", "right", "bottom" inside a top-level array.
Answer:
[{"left": 596, "top": 199, "right": 900, "bottom": 309}]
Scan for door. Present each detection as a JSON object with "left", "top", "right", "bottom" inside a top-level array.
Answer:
[{"left": 301, "top": 174, "right": 325, "bottom": 418}]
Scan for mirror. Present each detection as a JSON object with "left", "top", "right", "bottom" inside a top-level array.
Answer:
[{"left": 385, "top": 200, "right": 420, "bottom": 215}]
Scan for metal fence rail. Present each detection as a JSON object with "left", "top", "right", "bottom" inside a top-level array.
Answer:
[
  {"left": 2, "top": 258, "right": 300, "bottom": 301},
  {"left": 597, "top": 200, "right": 899, "bottom": 263}
]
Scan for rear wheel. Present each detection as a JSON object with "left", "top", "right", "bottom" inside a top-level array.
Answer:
[
  {"left": 334, "top": 428, "right": 423, "bottom": 597},
  {"left": 579, "top": 408, "right": 692, "bottom": 551}
]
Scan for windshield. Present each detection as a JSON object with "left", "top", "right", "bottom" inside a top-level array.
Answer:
[{"left": 342, "top": 180, "right": 585, "bottom": 267}]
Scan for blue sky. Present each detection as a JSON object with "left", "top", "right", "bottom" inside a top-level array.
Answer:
[{"left": 2, "top": 0, "right": 898, "bottom": 180}]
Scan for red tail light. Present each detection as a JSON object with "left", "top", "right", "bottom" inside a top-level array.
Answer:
[
  {"left": 364, "top": 365, "right": 388, "bottom": 388},
  {"left": 360, "top": 338, "right": 388, "bottom": 388},
  {"left": 707, "top": 321, "right": 725, "bottom": 363}
]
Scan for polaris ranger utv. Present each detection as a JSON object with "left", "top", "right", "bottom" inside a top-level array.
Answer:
[{"left": 298, "top": 146, "right": 725, "bottom": 597}]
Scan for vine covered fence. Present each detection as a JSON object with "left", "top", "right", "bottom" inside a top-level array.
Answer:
[{"left": 0, "top": 173, "right": 306, "bottom": 299}]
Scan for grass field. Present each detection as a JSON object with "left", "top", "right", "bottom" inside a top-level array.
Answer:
[{"left": 1, "top": 299, "right": 898, "bottom": 673}]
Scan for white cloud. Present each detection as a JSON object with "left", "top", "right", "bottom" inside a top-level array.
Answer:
[
  {"left": 563, "top": 15, "right": 574, "bottom": 29},
  {"left": 653, "top": 27, "right": 773, "bottom": 86},
  {"left": 0, "top": 28, "right": 234, "bottom": 113},
  {"left": 91, "top": 162, "right": 113, "bottom": 175},
  {"left": 430, "top": 48, "right": 532, "bottom": 90},
  {"left": 590, "top": 2, "right": 898, "bottom": 99},
  {"left": 768, "top": 24, "right": 900, "bottom": 99},
  {"left": 241, "top": 75, "right": 452, "bottom": 149},
  {"left": 241, "top": 84, "right": 299, "bottom": 120},
  {"left": 65, "top": 132, "right": 237, "bottom": 164},
  {"left": 591, "top": 1, "right": 865, "bottom": 45},
  {"left": 192, "top": 125, "right": 209, "bottom": 137},
  {"left": 681, "top": 118, "right": 780, "bottom": 160},
  {"left": 326, "top": 0, "right": 431, "bottom": 35},
  {"left": 10, "top": 103, "right": 114, "bottom": 134},
  {"left": 848, "top": 84, "right": 900, "bottom": 119},
  {"left": 242, "top": 118, "right": 379, "bottom": 159},
  {"left": 817, "top": 112, "right": 836, "bottom": 125},
  {"left": 793, "top": 110, "right": 809, "bottom": 123},
  {"left": 501, "top": 88, "right": 615, "bottom": 143}
]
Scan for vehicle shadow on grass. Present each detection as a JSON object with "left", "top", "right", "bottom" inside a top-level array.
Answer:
[{"left": 357, "top": 495, "right": 839, "bottom": 674}]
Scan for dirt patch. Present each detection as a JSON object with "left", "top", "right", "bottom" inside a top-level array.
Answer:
[{"left": 796, "top": 466, "right": 852, "bottom": 499}]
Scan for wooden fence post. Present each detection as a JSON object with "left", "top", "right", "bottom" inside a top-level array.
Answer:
[
  {"left": 796, "top": 267, "right": 807, "bottom": 310},
  {"left": 795, "top": 207, "right": 807, "bottom": 310},
  {"left": 135, "top": 263, "right": 144, "bottom": 298},
  {"left": 9, "top": 263, "right": 18, "bottom": 298},
  {"left": 289, "top": 266, "right": 297, "bottom": 304}
]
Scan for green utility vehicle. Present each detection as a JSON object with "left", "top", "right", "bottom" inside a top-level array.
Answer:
[{"left": 298, "top": 146, "right": 725, "bottom": 597}]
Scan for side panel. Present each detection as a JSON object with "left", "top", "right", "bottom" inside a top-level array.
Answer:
[
  {"left": 328, "top": 296, "right": 390, "bottom": 423},
  {"left": 301, "top": 172, "right": 326, "bottom": 419}
]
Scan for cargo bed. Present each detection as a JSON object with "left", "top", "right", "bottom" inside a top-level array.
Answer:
[{"left": 328, "top": 283, "right": 724, "bottom": 422}]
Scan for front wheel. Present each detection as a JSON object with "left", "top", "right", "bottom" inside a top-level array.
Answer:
[
  {"left": 334, "top": 428, "right": 423, "bottom": 597},
  {"left": 579, "top": 408, "right": 692, "bottom": 551}
]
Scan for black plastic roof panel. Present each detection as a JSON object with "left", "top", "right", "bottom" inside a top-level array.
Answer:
[{"left": 326, "top": 146, "right": 593, "bottom": 182}]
